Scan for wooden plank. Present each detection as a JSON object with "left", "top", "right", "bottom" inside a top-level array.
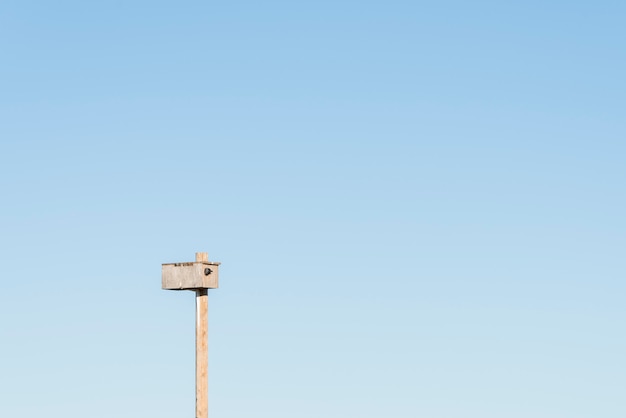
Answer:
[{"left": 196, "top": 288, "right": 209, "bottom": 418}]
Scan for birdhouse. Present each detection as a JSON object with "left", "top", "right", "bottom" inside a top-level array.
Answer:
[{"left": 162, "top": 253, "right": 220, "bottom": 290}]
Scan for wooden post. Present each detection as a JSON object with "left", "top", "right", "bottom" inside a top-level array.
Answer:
[
  {"left": 195, "top": 252, "right": 209, "bottom": 418},
  {"left": 162, "top": 251, "right": 220, "bottom": 418},
  {"left": 196, "top": 288, "right": 208, "bottom": 418}
]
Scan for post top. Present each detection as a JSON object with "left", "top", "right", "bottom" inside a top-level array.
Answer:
[
  {"left": 162, "top": 251, "right": 220, "bottom": 267},
  {"left": 196, "top": 252, "right": 208, "bottom": 262}
]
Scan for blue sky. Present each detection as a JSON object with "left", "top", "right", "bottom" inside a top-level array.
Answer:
[{"left": 1, "top": 1, "right": 625, "bottom": 417}]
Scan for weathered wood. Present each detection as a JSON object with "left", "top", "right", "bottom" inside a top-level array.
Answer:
[
  {"left": 162, "top": 252, "right": 219, "bottom": 418},
  {"left": 196, "top": 289, "right": 208, "bottom": 418},
  {"left": 162, "top": 261, "right": 219, "bottom": 290},
  {"left": 196, "top": 252, "right": 209, "bottom": 262}
]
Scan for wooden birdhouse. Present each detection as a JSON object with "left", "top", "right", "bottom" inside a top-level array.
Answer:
[{"left": 162, "top": 252, "right": 220, "bottom": 290}]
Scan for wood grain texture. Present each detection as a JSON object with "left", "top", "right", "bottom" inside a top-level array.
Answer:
[
  {"left": 162, "top": 262, "right": 219, "bottom": 290},
  {"left": 196, "top": 289, "right": 209, "bottom": 418},
  {"left": 196, "top": 252, "right": 208, "bottom": 262}
]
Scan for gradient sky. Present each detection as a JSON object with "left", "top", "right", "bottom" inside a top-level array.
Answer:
[{"left": 1, "top": 1, "right": 625, "bottom": 417}]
